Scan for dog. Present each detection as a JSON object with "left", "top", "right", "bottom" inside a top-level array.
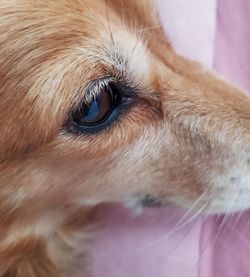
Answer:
[{"left": 1, "top": 0, "right": 250, "bottom": 276}]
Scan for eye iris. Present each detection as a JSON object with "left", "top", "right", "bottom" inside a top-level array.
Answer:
[{"left": 80, "top": 88, "right": 112, "bottom": 125}]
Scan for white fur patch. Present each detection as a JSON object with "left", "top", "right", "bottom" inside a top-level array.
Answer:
[{"left": 78, "top": 27, "right": 150, "bottom": 86}]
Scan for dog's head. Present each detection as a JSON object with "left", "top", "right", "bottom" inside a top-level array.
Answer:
[{"left": 1, "top": 0, "right": 250, "bottom": 218}]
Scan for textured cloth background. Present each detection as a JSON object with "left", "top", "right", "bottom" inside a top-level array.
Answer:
[{"left": 91, "top": 1, "right": 250, "bottom": 276}]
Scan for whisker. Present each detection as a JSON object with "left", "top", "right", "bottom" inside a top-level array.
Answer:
[
  {"left": 145, "top": 191, "right": 209, "bottom": 248},
  {"left": 136, "top": 25, "right": 166, "bottom": 34},
  {"left": 227, "top": 210, "right": 243, "bottom": 238},
  {"left": 168, "top": 203, "right": 206, "bottom": 235},
  {"left": 162, "top": 214, "right": 203, "bottom": 263},
  {"left": 243, "top": 214, "right": 250, "bottom": 236},
  {"left": 154, "top": 197, "right": 209, "bottom": 265},
  {"left": 193, "top": 187, "right": 239, "bottom": 274},
  {"left": 124, "top": 191, "right": 209, "bottom": 253},
  {"left": 218, "top": 180, "right": 241, "bottom": 238},
  {"left": 105, "top": 2, "right": 115, "bottom": 47},
  {"left": 166, "top": 191, "right": 209, "bottom": 235}
]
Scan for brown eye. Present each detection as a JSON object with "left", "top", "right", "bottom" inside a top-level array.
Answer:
[
  {"left": 77, "top": 87, "right": 113, "bottom": 126},
  {"left": 71, "top": 79, "right": 133, "bottom": 134}
]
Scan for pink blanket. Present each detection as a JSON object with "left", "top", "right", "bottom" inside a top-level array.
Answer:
[{"left": 91, "top": 1, "right": 250, "bottom": 276}]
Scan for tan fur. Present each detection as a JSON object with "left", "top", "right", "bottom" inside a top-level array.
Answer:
[{"left": 1, "top": 0, "right": 250, "bottom": 275}]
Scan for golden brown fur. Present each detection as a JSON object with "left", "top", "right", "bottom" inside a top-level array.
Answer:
[{"left": 1, "top": 0, "right": 250, "bottom": 275}]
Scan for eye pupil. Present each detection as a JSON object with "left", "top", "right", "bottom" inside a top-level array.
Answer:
[{"left": 76, "top": 87, "right": 113, "bottom": 126}]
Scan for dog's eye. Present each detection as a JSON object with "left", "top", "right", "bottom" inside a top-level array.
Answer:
[
  {"left": 71, "top": 80, "right": 132, "bottom": 133},
  {"left": 75, "top": 86, "right": 113, "bottom": 126}
]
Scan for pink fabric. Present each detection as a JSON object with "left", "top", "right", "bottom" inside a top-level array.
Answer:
[
  {"left": 214, "top": 0, "right": 250, "bottom": 91},
  {"left": 91, "top": 1, "right": 250, "bottom": 276},
  {"left": 92, "top": 205, "right": 202, "bottom": 277},
  {"left": 156, "top": 0, "right": 217, "bottom": 67}
]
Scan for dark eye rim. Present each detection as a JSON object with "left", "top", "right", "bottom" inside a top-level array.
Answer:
[{"left": 67, "top": 78, "right": 134, "bottom": 135}]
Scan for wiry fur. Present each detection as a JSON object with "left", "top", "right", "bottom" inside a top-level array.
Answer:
[{"left": 1, "top": 0, "right": 250, "bottom": 276}]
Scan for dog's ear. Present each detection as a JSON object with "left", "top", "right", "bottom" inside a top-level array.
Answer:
[{"left": 104, "top": 0, "right": 157, "bottom": 28}]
